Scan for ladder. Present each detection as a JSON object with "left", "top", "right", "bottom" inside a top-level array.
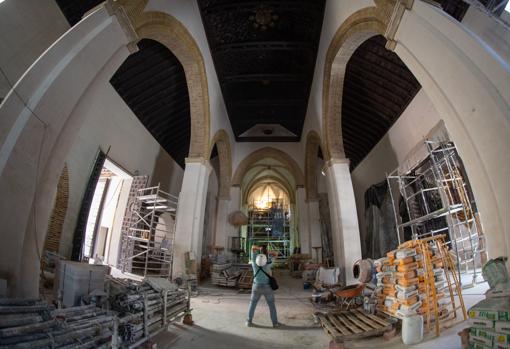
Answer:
[{"left": 413, "top": 235, "right": 467, "bottom": 336}]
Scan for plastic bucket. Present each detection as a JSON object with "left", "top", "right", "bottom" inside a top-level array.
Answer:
[{"left": 402, "top": 315, "right": 423, "bottom": 345}]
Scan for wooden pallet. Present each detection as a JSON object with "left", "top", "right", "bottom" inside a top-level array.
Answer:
[
  {"left": 238, "top": 270, "right": 253, "bottom": 289},
  {"left": 317, "top": 309, "right": 394, "bottom": 342}
]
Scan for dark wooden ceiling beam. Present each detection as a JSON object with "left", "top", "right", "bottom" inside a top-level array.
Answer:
[{"left": 222, "top": 73, "right": 307, "bottom": 83}]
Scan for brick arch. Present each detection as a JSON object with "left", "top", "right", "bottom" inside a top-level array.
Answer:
[
  {"left": 43, "top": 164, "right": 69, "bottom": 256},
  {"left": 304, "top": 130, "right": 325, "bottom": 201},
  {"left": 232, "top": 147, "right": 304, "bottom": 187},
  {"left": 209, "top": 129, "right": 232, "bottom": 199},
  {"left": 322, "top": 6, "right": 389, "bottom": 161},
  {"left": 124, "top": 4, "right": 210, "bottom": 158}
]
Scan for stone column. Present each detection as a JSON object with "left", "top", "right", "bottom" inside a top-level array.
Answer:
[
  {"left": 225, "top": 186, "right": 241, "bottom": 259},
  {"left": 173, "top": 157, "right": 211, "bottom": 278},
  {"left": 214, "top": 197, "right": 231, "bottom": 250},
  {"left": 324, "top": 159, "right": 362, "bottom": 285},
  {"left": 307, "top": 199, "right": 322, "bottom": 262},
  {"left": 296, "top": 186, "right": 310, "bottom": 255}
]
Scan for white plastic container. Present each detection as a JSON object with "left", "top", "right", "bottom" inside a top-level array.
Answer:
[{"left": 402, "top": 315, "right": 424, "bottom": 345}]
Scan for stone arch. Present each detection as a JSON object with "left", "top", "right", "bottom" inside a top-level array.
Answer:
[
  {"left": 244, "top": 175, "right": 296, "bottom": 205},
  {"left": 232, "top": 147, "right": 304, "bottom": 187},
  {"left": 304, "top": 130, "right": 325, "bottom": 201},
  {"left": 209, "top": 129, "right": 232, "bottom": 199},
  {"left": 322, "top": 0, "right": 510, "bottom": 258},
  {"left": 127, "top": 7, "right": 210, "bottom": 158},
  {"left": 322, "top": 6, "right": 388, "bottom": 161}
]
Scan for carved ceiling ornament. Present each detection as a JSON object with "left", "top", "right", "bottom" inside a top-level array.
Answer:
[{"left": 249, "top": 5, "right": 279, "bottom": 31}]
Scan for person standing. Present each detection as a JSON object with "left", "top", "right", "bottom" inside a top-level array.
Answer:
[{"left": 246, "top": 245, "right": 279, "bottom": 327}]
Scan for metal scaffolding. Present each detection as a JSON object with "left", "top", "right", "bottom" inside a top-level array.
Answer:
[
  {"left": 387, "top": 140, "right": 486, "bottom": 287},
  {"left": 247, "top": 200, "right": 291, "bottom": 265},
  {"left": 120, "top": 185, "right": 178, "bottom": 279}
]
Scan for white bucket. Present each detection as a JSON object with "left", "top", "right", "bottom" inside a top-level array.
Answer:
[{"left": 402, "top": 315, "right": 424, "bottom": 345}]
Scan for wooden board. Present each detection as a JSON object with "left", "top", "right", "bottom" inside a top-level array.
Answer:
[
  {"left": 238, "top": 270, "right": 253, "bottom": 289},
  {"left": 317, "top": 309, "right": 394, "bottom": 342}
]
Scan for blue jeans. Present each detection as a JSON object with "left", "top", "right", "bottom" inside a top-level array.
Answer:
[{"left": 247, "top": 283, "right": 278, "bottom": 325}]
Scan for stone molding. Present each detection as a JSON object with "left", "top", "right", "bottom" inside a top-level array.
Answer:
[
  {"left": 322, "top": 0, "right": 411, "bottom": 162},
  {"left": 115, "top": 0, "right": 210, "bottom": 159}
]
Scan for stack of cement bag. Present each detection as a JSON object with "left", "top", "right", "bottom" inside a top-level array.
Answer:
[
  {"left": 375, "top": 245, "right": 447, "bottom": 318},
  {"left": 469, "top": 297, "right": 510, "bottom": 349},
  {"left": 468, "top": 257, "right": 510, "bottom": 349}
]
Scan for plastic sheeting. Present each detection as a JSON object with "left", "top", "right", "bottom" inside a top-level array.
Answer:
[{"left": 363, "top": 181, "right": 397, "bottom": 259}]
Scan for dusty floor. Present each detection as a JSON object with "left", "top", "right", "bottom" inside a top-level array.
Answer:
[{"left": 154, "top": 270, "right": 487, "bottom": 349}]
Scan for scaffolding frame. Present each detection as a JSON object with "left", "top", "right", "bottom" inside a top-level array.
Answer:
[
  {"left": 247, "top": 201, "right": 291, "bottom": 264},
  {"left": 120, "top": 185, "right": 178, "bottom": 279},
  {"left": 386, "top": 140, "right": 486, "bottom": 287}
]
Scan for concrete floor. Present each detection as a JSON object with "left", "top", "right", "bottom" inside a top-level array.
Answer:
[{"left": 154, "top": 270, "right": 488, "bottom": 349}]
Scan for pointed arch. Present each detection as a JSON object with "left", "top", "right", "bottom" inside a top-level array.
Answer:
[
  {"left": 232, "top": 147, "right": 304, "bottom": 187},
  {"left": 322, "top": 6, "right": 388, "bottom": 161},
  {"left": 209, "top": 129, "right": 232, "bottom": 199},
  {"left": 126, "top": 7, "right": 211, "bottom": 158}
]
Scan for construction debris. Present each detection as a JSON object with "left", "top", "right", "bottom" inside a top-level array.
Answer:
[
  {"left": 109, "top": 277, "right": 189, "bottom": 346},
  {"left": 211, "top": 263, "right": 241, "bottom": 287},
  {"left": 0, "top": 300, "right": 113, "bottom": 349}
]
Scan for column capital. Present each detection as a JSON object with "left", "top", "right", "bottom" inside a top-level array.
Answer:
[
  {"left": 185, "top": 157, "right": 213, "bottom": 174},
  {"left": 296, "top": 184, "right": 305, "bottom": 189},
  {"left": 185, "top": 156, "right": 209, "bottom": 165},
  {"left": 323, "top": 158, "right": 350, "bottom": 172},
  {"left": 384, "top": 0, "right": 414, "bottom": 52},
  {"left": 104, "top": 0, "right": 139, "bottom": 54}
]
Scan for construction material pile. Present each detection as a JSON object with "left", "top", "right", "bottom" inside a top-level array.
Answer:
[
  {"left": 468, "top": 297, "right": 510, "bottom": 349},
  {"left": 468, "top": 257, "right": 510, "bottom": 349},
  {"left": 0, "top": 299, "right": 113, "bottom": 349},
  {"left": 375, "top": 247, "right": 429, "bottom": 318},
  {"left": 109, "top": 277, "right": 188, "bottom": 345},
  {"left": 375, "top": 235, "right": 466, "bottom": 335},
  {"left": 211, "top": 263, "right": 241, "bottom": 287}
]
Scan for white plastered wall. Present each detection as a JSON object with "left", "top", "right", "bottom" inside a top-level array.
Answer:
[
  {"left": 351, "top": 89, "right": 442, "bottom": 245},
  {"left": 0, "top": 6, "right": 145, "bottom": 296},
  {"left": 461, "top": 3, "right": 510, "bottom": 63},
  {"left": 0, "top": 0, "right": 69, "bottom": 98},
  {"left": 391, "top": 1, "right": 510, "bottom": 260},
  {"left": 60, "top": 77, "right": 184, "bottom": 259}
]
